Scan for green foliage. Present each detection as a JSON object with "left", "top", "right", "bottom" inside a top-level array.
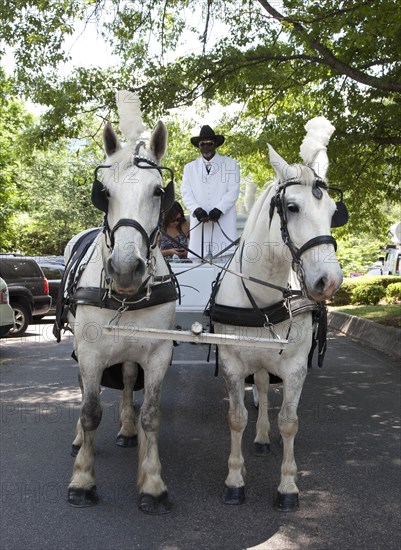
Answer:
[
  {"left": 351, "top": 283, "right": 386, "bottom": 306},
  {"left": 332, "top": 276, "right": 401, "bottom": 306},
  {"left": 1, "top": 0, "right": 400, "bottom": 252},
  {"left": 386, "top": 283, "right": 401, "bottom": 304},
  {"left": 0, "top": 71, "right": 102, "bottom": 254},
  {"left": 9, "top": 138, "right": 103, "bottom": 255},
  {"left": 0, "top": 69, "right": 35, "bottom": 250}
]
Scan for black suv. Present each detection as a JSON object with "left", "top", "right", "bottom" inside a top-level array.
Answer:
[{"left": 0, "top": 254, "right": 52, "bottom": 336}]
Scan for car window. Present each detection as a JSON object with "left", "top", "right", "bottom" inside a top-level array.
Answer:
[
  {"left": 41, "top": 266, "right": 63, "bottom": 279},
  {"left": 0, "top": 259, "right": 43, "bottom": 279}
]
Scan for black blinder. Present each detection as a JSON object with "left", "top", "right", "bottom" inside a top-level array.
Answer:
[
  {"left": 91, "top": 179, "right": 109, "bottom": 213},
  {"left": 161, "top": 179, "right": 175, "bottom": 212},
  {"left": 91, "top": 166, "right": 110, "bottom": 213},
  {"left": 331, "top": 201, "right": 349, "bottom": 228},
  {"left": 329, "top": 187, "right": 349, "bottom": 228}
]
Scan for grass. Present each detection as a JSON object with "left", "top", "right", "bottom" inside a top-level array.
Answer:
[{"left": 331, "top": 304, "right": 401, "bottom": 328}]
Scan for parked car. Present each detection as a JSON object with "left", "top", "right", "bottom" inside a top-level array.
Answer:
[
  {"left": 0, "top": 254, "right": 51, "bottom": 336},
  {"left": 34, "top": 257, "right": 65, "bottom": 316},
  {"left": 366, "top": 261, "right": 384, "bottom": 276},
  {"left": 0, "top": 277, "right": 15, "bottom": 337},
  {"left": 383, "top": 246, "right": 401, "bottom": 276}
]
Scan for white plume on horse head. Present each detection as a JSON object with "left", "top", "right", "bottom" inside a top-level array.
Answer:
[
  {"left": 299, "top": 116, "right": 335, "bottom": 179},
  {"left": 116, "top": 90, "right": 146, "bottom": 142}
]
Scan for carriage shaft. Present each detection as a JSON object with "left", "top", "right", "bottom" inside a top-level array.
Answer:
[{"left": 103, "top": 325, "right": 287, "bottom": 349}]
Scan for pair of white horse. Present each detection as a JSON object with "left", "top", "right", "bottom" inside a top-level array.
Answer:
[{"left": 64, "top": 90, "right": 343, "bottom": 514}]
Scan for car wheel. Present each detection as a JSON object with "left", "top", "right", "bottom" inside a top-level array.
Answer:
[{"left": 9, "top": 304, "right": 30, "bottom": 337}]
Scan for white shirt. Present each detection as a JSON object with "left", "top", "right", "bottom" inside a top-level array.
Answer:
[{"left": 182, "top": 152, "right": 240, "bottom": 259}]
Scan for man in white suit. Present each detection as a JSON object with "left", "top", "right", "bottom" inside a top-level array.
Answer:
[{"left": 181, "top": 125, "right": 240, "bottom": 260}]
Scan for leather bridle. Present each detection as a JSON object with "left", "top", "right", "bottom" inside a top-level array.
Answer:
[
  {"left": 94, "top": 142, "right": 175, "bottom": 260},
  {"left": 269, "top": 176, "right": 338, "bottom": 287}
]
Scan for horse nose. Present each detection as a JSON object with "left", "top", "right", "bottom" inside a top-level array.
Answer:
[
  {"left": 106, "top": 255, "right": 146, "bottom": 292},
  {"left": 312, "top": 272, "right": 343, "bottom": 300},
  {"left": 315, "top": 275, "right": 328, "bottom": 295},
  {"left": 107, "top": 256, "right": 146, "bottom": 275}
]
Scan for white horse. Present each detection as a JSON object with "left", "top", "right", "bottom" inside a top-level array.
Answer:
[
  {"left": 210, "top": 117, "right": 345, "bottom": 511},
  {"left": 63, "top": 91, "right": 176, "bottom": 514}
]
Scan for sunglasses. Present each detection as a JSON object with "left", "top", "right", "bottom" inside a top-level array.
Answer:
[{"left": 199, "top": 140, "right": 215, "bottom": 147}]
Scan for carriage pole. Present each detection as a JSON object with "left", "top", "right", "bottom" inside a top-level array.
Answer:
[{"left": 103, "top": 322, "right": 287, "bottom": 349}]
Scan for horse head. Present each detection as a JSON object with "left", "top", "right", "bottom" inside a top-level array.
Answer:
[
  {"left": 97, "top": 91, "right": 171, "bottom": 295},
  {"left": 267, "top": 117, "right": 344, "bottom": 302}
]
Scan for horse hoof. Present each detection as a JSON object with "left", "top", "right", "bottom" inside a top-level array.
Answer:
[
  {"left": 254, "top": 442, "right": 271, "bottom": 456},
  {"left": 68, "top": 486, "right": 99, "bottom": 507},
  {"left": 275, "top": 491, "right": 299, "bottom": 512},
  {"left": 138, "top": 491, "right": 172, "bottom": 515},
  {"left": 222, "top": 485, "right": 245, "bottom": 505},
  {"left": 115, "top": 435, "right": 138, "bottom": 448},
  {"left": 71, "top": 444, "right": 80, "bottom": 457}
]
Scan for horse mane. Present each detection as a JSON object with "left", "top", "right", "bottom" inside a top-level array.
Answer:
[
  {"left": 241, "top": 185, "right": 272, "bottom": 242},
  {"left": 241, "top": 163, "right": 316, "bottom": 243}
]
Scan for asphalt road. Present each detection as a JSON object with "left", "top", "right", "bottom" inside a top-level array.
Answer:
[{"left": 0, "top": 319, "right": 400, "bottom": 550}]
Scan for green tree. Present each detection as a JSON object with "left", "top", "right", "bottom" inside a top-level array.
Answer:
[
  {"left": 11, "top": 137, "right": 102, "bottom": 254},
  {"left": 0, "top": 68, "right": 34, "bottom": 250},
  {"left": 1, "top": 0, "right": 400, "bottom": 239},
  {"left": 0, "top": 68, "right": 102, "bottom": 254}
]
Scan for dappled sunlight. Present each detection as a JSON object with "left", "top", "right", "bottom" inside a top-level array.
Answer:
[
  {"left": 248, "top": 527, "right": 302, "bottom": 550},
  {"left": 246, "top": 489, "right": 343, "bottom": 549},
  {"left": 1, "top": 386, "right": 81, "bottom": 403},
  {"left": 338, "top": 404, "right": 358, "bottom": 411}
]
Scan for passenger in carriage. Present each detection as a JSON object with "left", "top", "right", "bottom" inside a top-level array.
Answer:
[
  {"left": 160, "top": 201, "right": 190, "bottom": 260},
  {"left": 181, "top": 125, "right": 240, "bottom": 260}
]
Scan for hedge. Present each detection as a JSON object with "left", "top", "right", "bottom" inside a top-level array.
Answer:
[
  {"left": 331, "top": 276, "right": 401, "bottom": 306},
  {"left": 351, "top": 284, "right": 386, "bottom": 305},
  {"left": 386, "top": 282, "right": 401, "bottom": 304}
]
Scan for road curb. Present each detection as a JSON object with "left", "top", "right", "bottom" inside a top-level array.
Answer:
[{"left": 327, "top": 310, "right": 400, "bottom": 359}]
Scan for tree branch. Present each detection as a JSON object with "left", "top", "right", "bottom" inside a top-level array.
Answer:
[
  {"left": 256, "top": 0, "right": 401, "bottom": 93},
  {"left": 371, "top": 136, "right": 401, "bottom": 145}
]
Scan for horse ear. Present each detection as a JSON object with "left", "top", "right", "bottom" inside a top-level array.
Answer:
[
  {"left": 103, "top": 122, "right": 121, "bottom": 157},
  {"left": 149, "top": 120, "right": 168, "bottom": 163},
  {"left": 267, "top": 144, "right": 298, "bottom": 181}
]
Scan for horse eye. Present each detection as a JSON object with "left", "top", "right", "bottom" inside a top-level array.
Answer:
[
  {"left": 287, "top": 203, "right": 299, "bottom": 213},
  {"left": 154, "top": 187, "right": 164, "bottom": 197}
]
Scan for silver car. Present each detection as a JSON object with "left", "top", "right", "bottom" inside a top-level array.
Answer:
[{"left": 0, "top": 277, "right": 15, "bottom": 337}]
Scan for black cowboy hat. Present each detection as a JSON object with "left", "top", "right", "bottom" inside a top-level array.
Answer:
[{"left": 190, "top": 125, "right": 225, "bottom": 148}]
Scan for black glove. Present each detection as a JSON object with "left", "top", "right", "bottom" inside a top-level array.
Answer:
[
  {"left": 208, "top": 208, "right": 222, "bottom": 221},
  {"left": 193, "top": 207, "right": 209, "bottom": 222}
]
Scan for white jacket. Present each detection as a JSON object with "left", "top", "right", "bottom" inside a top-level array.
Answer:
[{"left": 181, "top": 152, "right": 240, "bottom": 259}]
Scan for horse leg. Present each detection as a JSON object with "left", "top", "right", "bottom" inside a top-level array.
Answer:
[
  {"left": 71, "top": 372, "right": 84, "bottom": 457},
  {"left": 116, "top": 361, "right": 138, "bottom": 448},
  {"left": 275, "top": 366, "right": 306, "bottom": 512},
  {"left": 68, "top": 367, "right": 103, "bottom": 507},
  {"left": 254, "top": 369, "right": 271, "bottom": 455},
  {"left": 137, "top": 350, "right": 172, "bottom": 515},
  {"left": 222, "top": 374, "right": 247, "bottom": 505}
]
